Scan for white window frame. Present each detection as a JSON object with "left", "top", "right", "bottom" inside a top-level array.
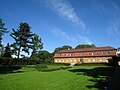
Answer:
[
  {"left": 99, "top": 58, "right": 102, "bottom": 62},
  {"left": 55, "top": 60, "right": 58, "bottom": 62},
  {"left": 70, "top": 59, "right": 72, "bottom": 62},
  {"left": 59, "top": 60, "right": 61, "bottom": 62},
  {"left": 92, "top": 52, "right": 94, "bottom": 55},
  {"left": 66, "top": 59, "right": 68, "bottom": 62},
  {"left": 93, "top": 59, "right": 95, "bottom": 62},
  {"left": 88, "top": 58, "right": 91, "bottom": 62},
  {"left": 74, "top": 59, "right": 76, "bottom": 62}
]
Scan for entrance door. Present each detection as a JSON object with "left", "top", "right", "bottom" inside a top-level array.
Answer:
[{"left": 80, "top": 58, "right": 84, "bottom": 63}]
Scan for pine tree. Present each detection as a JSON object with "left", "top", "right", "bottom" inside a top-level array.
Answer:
[
  {"left": 0, "top": 18, "right": 9, "bottom": 56},
  {"left": 31, "top": 34, "right": 43, "bottom": 54},
  {"left": 3, "top": 43, "right": 12, "bottom": 58},
  {"left": 10, "top": 22, "right": 34, "bottom": 58}
]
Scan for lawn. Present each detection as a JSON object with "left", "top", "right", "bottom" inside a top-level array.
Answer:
[{"left": 0, "top": 65, "right": 114, "bottom": 90}]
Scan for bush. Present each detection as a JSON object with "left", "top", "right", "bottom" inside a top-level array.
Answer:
[
  {"left": 0, "top": 65, "right": 21, "bottom": 74},
  {"left": 0, "top": 58, "right": 43, "bottom": 66},
  {"left": 35, "top": 64, "right": 47, "bottom": 70}
]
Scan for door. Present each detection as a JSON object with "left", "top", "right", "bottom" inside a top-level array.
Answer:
[{"left": 80, "top": 58, "right": 84, "bottom": 63}]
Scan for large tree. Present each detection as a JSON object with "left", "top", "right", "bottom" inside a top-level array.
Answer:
[
  {"left": 3, "top": 43, "right": 12, "bottom": 58},
  {"left": 30, "top": 50, "right": 53, "bottom": 63},
  {"left": 0, "top": 18, "right": 8, "bottom": 46},
  {"left": 0, "top": 18, "right": 9, "bottom": 56},
  {"left": 31, "top": 34, "right": 43, "bottom": 54},
  {"left": 10, "top": 22, "right": 34, "bottom": 58},
  {"left": 75, "top": 44, "right": 96, "bottom": 49}
]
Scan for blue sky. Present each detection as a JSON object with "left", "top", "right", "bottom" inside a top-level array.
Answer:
[{"left": 0, "top": 0, "right": 120, "bottom": 52}]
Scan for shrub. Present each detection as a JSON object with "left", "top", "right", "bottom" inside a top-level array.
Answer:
[{"left": 35, "top": 64, "right": 47, "bottom": 70}]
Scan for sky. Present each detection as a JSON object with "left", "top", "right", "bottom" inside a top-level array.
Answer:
[{"left": 0, "top": 0, "right": 120, "bottom": 53}]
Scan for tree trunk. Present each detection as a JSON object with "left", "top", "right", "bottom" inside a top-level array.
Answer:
[{"left": 18, "top": 46, "right": 21, "bottom": 58}]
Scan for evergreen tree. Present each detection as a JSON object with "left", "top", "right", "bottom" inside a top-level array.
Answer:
[
  {"left": 31, "top": 34, "right": 43, "bottom": 54},
  {"left": 75, "top": 44, "right": 96, "bottom": 49},
  {"left": 10, "top": 22, "right": 34, "bottom": 58},
  {"left": 3, "top": 43, "right": 12, "bottom": 58},
  {"left": 0, "top": 18, "right": 8, "bottom": 46},
  {"left": 0, "top": 18, "right": 9, "bottom": 56}
]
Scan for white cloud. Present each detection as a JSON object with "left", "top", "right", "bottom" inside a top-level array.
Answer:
[
  {"left": 44, "top": 0, "right": 85, "bottom": 30},
  {"left": 51, "top": 27, "right": 92, "bottom": 45},
  {"left": 110, "top": 1, "right": 120, "bottom": 11},
  {"left": 107, "top": 20, "right": 120, "bottom": 35}
]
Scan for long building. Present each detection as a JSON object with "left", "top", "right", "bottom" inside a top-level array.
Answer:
[{"left": 54, "top": 46, "right": 117, "bottom": 64}]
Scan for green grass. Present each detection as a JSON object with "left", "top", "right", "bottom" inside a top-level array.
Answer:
[{"left": 0, "top": 65, "right": 114, "bottom": 90}]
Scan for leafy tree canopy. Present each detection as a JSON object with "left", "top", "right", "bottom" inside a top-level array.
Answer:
[
  {"left": 54, "top": 45, "right": 72, "bottom": 52},
  {"left": 75, "top": 44, "right": 96, "bottom": 49},
  {"left": 30, "top": 50, "right": 53, "bottom": 63}
]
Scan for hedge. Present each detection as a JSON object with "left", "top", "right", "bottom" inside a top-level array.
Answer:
[{"left": 0, "top": 58, "right": 43, "bottom": 66}]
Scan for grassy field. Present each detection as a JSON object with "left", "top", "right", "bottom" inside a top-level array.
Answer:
[{"left": 0, "top": 65, "right": 114, "bottom": 90}]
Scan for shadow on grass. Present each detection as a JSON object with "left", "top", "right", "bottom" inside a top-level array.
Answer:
[
  {"left": 69, "top": 66, "right": 115, "bottom": 90},
  {"left": 0, "top": 65, "right": 22, "bottom": 74}
]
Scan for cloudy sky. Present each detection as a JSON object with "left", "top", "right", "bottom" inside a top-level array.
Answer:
[{"left": 0, "top": 0, "right": 120, "bottom": 52}]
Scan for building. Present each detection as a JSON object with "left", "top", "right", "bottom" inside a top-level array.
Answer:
[{"left": 54, "top": 46, "right": 117, "bottom": 64}]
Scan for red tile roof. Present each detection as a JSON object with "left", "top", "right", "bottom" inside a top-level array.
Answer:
[{"left": 56, "top": 46, "right": 116, "bottom": 53}]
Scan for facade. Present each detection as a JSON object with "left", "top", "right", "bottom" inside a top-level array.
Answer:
[{"left": 54, "top": 46, "right": 117, "bottom": 64}]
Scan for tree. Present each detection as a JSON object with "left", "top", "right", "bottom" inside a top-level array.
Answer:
[
  {"left": 31, "top": 34, "right": 43, "bottom": 54},
  {"left": 54, "top": 47, "right": 63, "bottom": 53},
  {"left": 0, "top": 18, "right": 8, "bottom": 46},
  {"left": 0, "top": 18, "right": 9, "bottom": 56},
  {"left": 54, "top": 45, "right": 72, "bottom": 53},
  {"left": 30, "top": 50, "right": 53, "bottom": 63},
  {"left": 3, "top": 43, "right": 12, "bottom": 58},
  {"left": 75, "top": 44, "right": 96, "bottom": 49},
  {"left": 10, "top": 22, "right": 34, "bottom": 58},
  {"left": 62, "top": 45, "right": 72, "bottom": 50}
]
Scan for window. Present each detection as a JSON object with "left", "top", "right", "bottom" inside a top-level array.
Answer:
[
  {"left": 96, "top": 52, "right": 99, "bottom": 54},
  {"left": 80, "top": 58, "right": 84, "bottom": 63},
  {"left": 106, "top": 58, "right": 108, "bottom": 62},
  {"left": 62, "top": 54, "right": 64, "bottom": 56},
  {"left": 101, "top": 51, "right": 105, "bottom": 54},
  {"left": 93, "top": 58, "right": 95, "bottom": 62},
  {"left": 88, "top": 52, "right": 91, "bottom": 55},
  {"left": 88, "top": 58, "right": 91, "bottom": 62},
  {"left": 66, "top": 59, "right": 68, "bottom": 62},
  {"left": 80, "top": 52, "right": 83, "bottom": 56},
  {"left": 66, "top": 54, "right": 68, "bottom": 56},
  {"left": 107, "top": 51, "right": 110, "bottom": 55},
  {"left": 74, "top": 59, "right": 76, "bottom": 62},
  {"left": 92, "top": 52, "right": 94, "bottom": 55},
  {"left": 59, "top": 54, "right": 61, "bottom": 56},
  {"left": 70, "top": 59, "right": 72, "bottom": 62},
  {"left": 55, "top": 60, "right": 58, "bottom": 62},
  {"left": 99, "top": 58, "right": 102, "bottom": 62},
  {"left": 70, "top": 53, "right": 72, "bottom": 56},
  {"left": 62, "top": 60, "right": 64, "bottom": 62},
  {"left": 59, "top": 60, "right": 61, "bottom": 62}
]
